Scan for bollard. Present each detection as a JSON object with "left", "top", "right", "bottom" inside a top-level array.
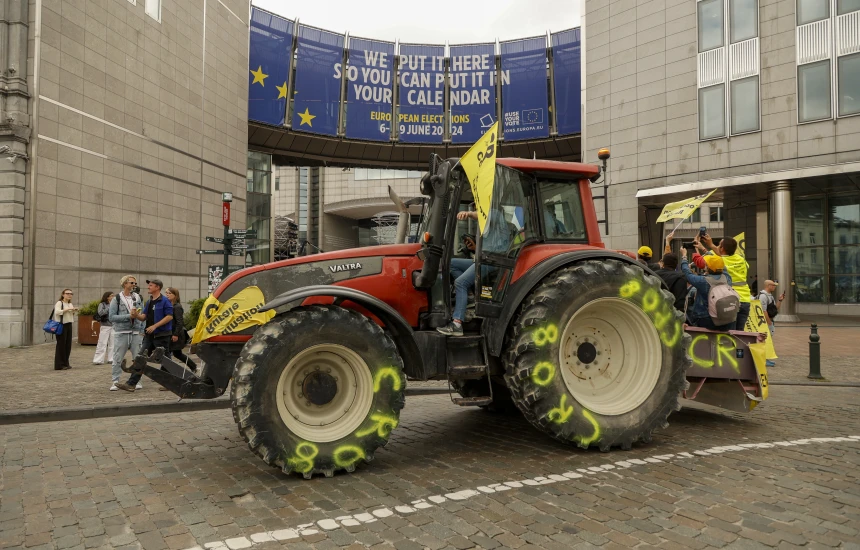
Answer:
[{"left": 807, "top": 323, "right": 824, "bottom": 380}]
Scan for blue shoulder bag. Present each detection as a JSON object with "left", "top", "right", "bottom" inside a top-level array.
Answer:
[{"left": 43, "top": 302, "right": 64, "bottom": 335}]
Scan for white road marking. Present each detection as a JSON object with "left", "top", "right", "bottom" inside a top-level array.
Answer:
[{"left": 182, "top": 435, "right": 860, "bottom": 550}]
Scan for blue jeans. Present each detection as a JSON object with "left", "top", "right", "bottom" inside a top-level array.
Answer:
[{"left": 449, "top": 258, "right": 475, "bottom": 322}]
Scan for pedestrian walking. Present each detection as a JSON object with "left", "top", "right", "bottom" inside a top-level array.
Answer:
[
  {"left": 92, "top": 291, "right": 115, "bottom": 365},
  {"left": 165, "top": 287, "right": 196, "bottom": 371},
  {"left": 116, "top": 279, "right": 173, "bottom": 392},
  {"left": 53, "top": 289, "right": 78, "bottom": 370},
  {"left": 109, "top": 275, "right": 145, "bottom": 391}
]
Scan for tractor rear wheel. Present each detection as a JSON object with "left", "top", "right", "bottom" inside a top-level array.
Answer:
[
  {"left": 231, "top": 305, "right": 405, "bottom": 478},
  {"left": 504, "top": 260, "right": 690, "bottom": 451}
]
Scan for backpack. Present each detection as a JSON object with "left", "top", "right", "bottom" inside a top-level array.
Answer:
[
  {"left": 705, "top": 275, "right": 740, "bottom": 326},
  {"left": 759, "top": 291, "right": 779, "bottom": 318}
]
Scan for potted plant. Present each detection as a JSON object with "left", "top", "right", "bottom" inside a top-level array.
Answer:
[{"left": 77, "top": 299, "right": 101, "bottom": 345}]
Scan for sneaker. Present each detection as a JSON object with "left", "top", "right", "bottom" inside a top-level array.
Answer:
[
  {"left": 436, "top": 322, "right": 463, "bottom": 336},
  {"left": 110, "top": 383, "right": 119, "bottom": 391},
  {"left": 135, "top": 383, "right": 143, "bottom": 390},
  {"left": 115, "top": 383, "right": 135, "bottom": 392},
  {"left": 765, "top": 360, "right": 776, "bottom": 367}
]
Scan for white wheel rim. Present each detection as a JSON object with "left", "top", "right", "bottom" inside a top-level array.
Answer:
[
  {"left": 275, "top": 344, "right": 374, "bottom": 443},
  {"left": 558, "top": 297, "right": 661, "bottom": 416}
]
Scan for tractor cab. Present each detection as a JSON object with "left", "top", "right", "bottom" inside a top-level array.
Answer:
[{"left": 411, "top": 155, "right": 602, "bottom": 333}]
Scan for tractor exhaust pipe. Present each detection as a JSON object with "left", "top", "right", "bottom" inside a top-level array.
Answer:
[{"left": 389, "top": 186, "right": 410, "bottom": 244}]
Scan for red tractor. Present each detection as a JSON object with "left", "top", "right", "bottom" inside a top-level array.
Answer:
[{"left": 126, "top": 154, "right": 767, "bottom": 478}]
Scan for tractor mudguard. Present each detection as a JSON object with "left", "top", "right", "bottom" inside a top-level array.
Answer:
[
  {"left": 483, "top": 250, "right": 648, "bottom": 357},
  {"left": 260, "top": 285, "right": 425, "bottom": 380}
]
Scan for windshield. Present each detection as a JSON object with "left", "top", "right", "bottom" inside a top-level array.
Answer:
[{"left": 538, "top": 180, "right": 587, "bottom": 241}]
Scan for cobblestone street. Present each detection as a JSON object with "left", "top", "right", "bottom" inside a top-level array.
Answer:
[{"left": 2, "top": 386, "right": 859, "bottom": 549}]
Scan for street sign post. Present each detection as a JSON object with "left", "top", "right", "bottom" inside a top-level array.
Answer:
[
  {"left": 196, "top": 249, "right": 223, "bottom": 255},
  {"left": 205, "top": 236, "right": 226, "bottom": 244}
]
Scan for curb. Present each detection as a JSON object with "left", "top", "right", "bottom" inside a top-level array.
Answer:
[{"left": 0, "top": 387, "right": 450, "bottom": 425}]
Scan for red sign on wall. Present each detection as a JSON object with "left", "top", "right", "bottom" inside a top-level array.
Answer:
[{"left": 222, "top": 202, "right": 231, "bottom": 226}]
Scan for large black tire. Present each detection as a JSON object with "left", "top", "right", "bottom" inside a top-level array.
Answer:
[
  {"left": 231, "top": 305, "right": 405, "bottom": 478},
  {"left": 504, "top": 260, "right": 691, "bottom": 451}
]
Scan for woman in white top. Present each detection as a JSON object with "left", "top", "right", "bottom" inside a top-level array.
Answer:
[
  {"left": 92, "top": 291, "right": 115, "bottom": 365},
  {"left": 54, "top": 289, "right": 78, "bottom": 370}
]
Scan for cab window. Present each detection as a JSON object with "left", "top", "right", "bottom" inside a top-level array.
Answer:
[
  {"left": 539, "top": 180, "right": 587, "bottom": 241},
  {"left": 483, "top": 165, "right": 537, "bottom": 258}
]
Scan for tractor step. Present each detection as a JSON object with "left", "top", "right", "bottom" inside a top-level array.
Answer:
[
  {"left": 452, "top": 396, "right": 493, "bottom": 407},
  {"left": 448, "top": 365, "right": 487, "bottom": 378}
]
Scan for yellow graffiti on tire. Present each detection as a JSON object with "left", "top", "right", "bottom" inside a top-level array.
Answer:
[
  {"left": 574, "top": 408, "right": 601, "bottom": 446},
  {"left": 547, "top": 394, "right": 574, "bottom": 423},
  {"left": 373, "top": 367, "right": 402, "bottom": 392},
  {"left": 531, "top": 361, "right": 556, "bottom": 386},
  {"left": 333, "top": 445, "right": 366, "bottom": 468},
  {"left": 533, "top": 324, "right": 558, "bottom": 347},
  {"left": 287, "top": 442, "right": 319, "bottom": 474},
  {"left": 355, "top": 412, "right": 399, "bottom": 438},
  {"left": 619, "top": 278, "right": 682, "bottom": 347}
]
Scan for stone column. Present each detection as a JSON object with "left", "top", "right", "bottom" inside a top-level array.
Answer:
[
  {"left": 0, "top": 0, "right": 30, "bottom": 345},
  {"left": 769, "top": 181, "right": 800, "bottom": 322}
]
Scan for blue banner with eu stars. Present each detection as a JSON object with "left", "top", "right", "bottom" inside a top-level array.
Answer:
[
  {"left": 344, "top": 37, "right": 395, "bottom": 141},
  {"left": 552, "top": 28, "right": 581, "bottom": 136},
  {"left": 449, "top": 43, "right": 497, "bottom": 144},
  {"left": 292, "top": 25, "right": 344, "bottom": 137},
  {"left": 248, "top": 8, "right": 293, "bottom": 126},
  {"left": 397, "top": 44, "right": 445, "bottom": 143},
  {"left": 501, "top": 37, "right": 549, "bottom": 141}
]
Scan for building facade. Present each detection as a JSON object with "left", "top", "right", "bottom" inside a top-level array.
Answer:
[
  {"left": 0, "top": 0, "right": 252, "bottom": 345},
  {"left": 584, "top": 0, "right": 860, "bottom": 318},
  {"left": 272, "top": 166, "right": 423, "bottom": 253}
]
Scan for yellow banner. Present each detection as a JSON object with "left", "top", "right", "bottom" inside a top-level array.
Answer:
[
  {"left": 744, "top": 300, "right": 777, "bottom": 360},
  {"left": 735, "top": 232, "right": 746, "bottom": 259},
  {"left": 191, "top": 286, "right": 275, "bottom": 344},
  {"left": 747, "top": 343, "right": 769, "bottom": 407},
  {"left": 656, "top": 189, "right": 716, "bottom": 223},
  {"left": 460, "top": 122, "right": 498, "bottom": 234}
]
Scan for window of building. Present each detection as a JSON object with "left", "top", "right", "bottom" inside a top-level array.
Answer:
[
  {"left": 145, "top": 0, "right": 161, "bottom": 21},
  {"left": 797, "top": 0, "right": 829, "bottom": 24},
  {"left": 691, "top": 209, "right": 701, "bottom": 223},
  {"left": 838, "top": 54, "right": 860, "bottom": 117},
  {"left": 795, "top": 199, "right": 826, "bottom": 302},
  {"left": 731, "top": 76, "right": 760, "bottom": 134},
  {"left": 810, "top": 232, "right": 817, "bottom": 243},
  {"left": 698, "top": 0, "right": 724, "bottom": 51},
  {"left": 798, "top": 61, "right": 832, "bottom": 122},
  {"left": 699, "top": 85, "right": 726, "bottom": 140},
  {"left": 730, "top": 0, "right": 757, "bottom": 43},
  {"left": 797, "top": 231, "right": 803, "bottom": 243},
  {"left": 275, "top": 177, "right": 280, "bottom": 191},
  {"left": 839, "top": 0, "right": 860, "bottom": 13},
  {"left": 709, "top": 206, "right": 724, "bottom": 222}
]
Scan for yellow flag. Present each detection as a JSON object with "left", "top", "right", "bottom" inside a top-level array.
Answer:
[
  {"left": 460, "top": 122, "right": 498, "bottom": 233},
  {"left": 744, "top": 300, "right": 778, "bottom": 360},
  {"left": 191, "top": 286, "right": 275, "bottom": 344},
  {"left": 656, "top": 189, "right": 716, "bottom": 223},
  {"left": 747, "top": 343, "right": 769, "bottom": 407},
  {"left": 734, "top": 232, "right": 746, "bottom": 259}
]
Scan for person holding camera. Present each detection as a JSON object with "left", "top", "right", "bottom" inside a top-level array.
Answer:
[
  {"left": 108, "top": 276, "right": 145, "bottom": 390},
  {"left": 758, "top": 279, "right": 784, "bottom": 367},
  {"left": 697, "top": 233, "right": 751, "bottom": 330}
]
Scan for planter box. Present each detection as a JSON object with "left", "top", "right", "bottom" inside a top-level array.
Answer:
[{"left": 78, "top": 315, "right": 100, "bottom": 345}]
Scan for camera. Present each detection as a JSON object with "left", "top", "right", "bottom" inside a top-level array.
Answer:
[
  {"left": 682, "top": 241, "right": 697, "bottom": 250},
  {"left": 698, "top": 226, "right": 707, "bottom": 238},
  {"left": 132, "top": 284, "right": 141, "bottom": 295}
]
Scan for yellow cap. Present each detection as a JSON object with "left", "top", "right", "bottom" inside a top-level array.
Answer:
[
  {"left": 637, "top": 246, "right": 653, "bottom": 258},
  {"left": 704, "top": 254, "right": 725, "bottom": 272}
]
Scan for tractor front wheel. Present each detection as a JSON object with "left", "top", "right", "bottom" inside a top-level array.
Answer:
[
  {"left": 231, "top": 305, "right": 405, "bottom": 478},
  {"left": 504, "top": 260, "right": 690, "bottom": 451}
]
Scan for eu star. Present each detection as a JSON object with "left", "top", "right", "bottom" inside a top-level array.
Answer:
[
  {"left": 298, "top": 108, "right": 316, "bottom": 127},
  {"left": 276, "top": 82, "right": 288, "bottom": 99},
  {"left": 250, "top": 66, "right": 268, "bottom": 86}
]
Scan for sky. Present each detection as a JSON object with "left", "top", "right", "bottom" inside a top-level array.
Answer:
[{"left": 251, "top": 0, "right": 581, "bottom": 44}]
